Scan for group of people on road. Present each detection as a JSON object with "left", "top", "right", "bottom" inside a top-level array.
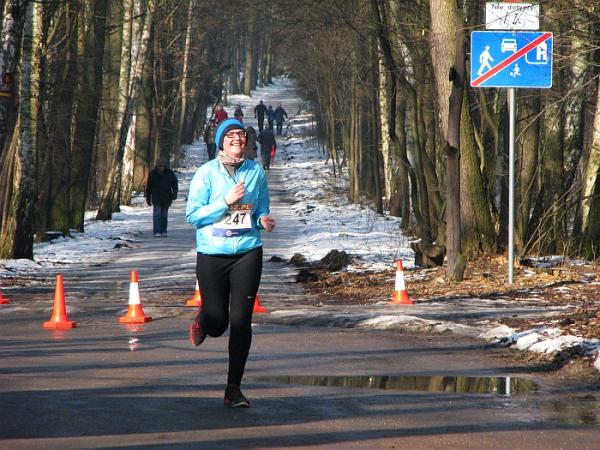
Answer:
[
  {"left": 253, "top": 100, "right": 287, "bottom": 135},
  {"left": 145, "top": 100, "right": 282, "bottom": 409},
  {"left": 212, "top": 101, "right": 288, "bottom": 137},
  {"left": 204, "top": 100, "right": 286, "bottom": 171}
]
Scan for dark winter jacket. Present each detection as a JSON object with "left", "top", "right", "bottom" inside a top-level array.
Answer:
[
  {"left": 244, "top": 127, "right": 258, "bottom": 160},
  {"left": 258, "top": 129, "right": 276, "bottom": 154},
  {"left": 274, "top": 106, "right": 288, "bottom": 123},
  {"left": 254, "top": 103, "right": 267, "bottom": 119},
  {"left": 203, "top": 123, "right": 216, "bottom": 144},
  {"left": 234, "top": 107, "right": 244, "bottom": 121},
  {"left": 145, "top": 167, "right": 178, "bottom": 207},
  {"left": 266, "top": 107, "right": 275, "bottom": 122}
]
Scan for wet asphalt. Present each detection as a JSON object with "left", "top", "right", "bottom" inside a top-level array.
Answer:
[{"left": 1, "top": 315, "right": 600, "bottom": 449}]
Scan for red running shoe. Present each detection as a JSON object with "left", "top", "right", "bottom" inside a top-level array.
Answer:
[{"left": 189, "top": 314, "right": 206, "bottom": 347}]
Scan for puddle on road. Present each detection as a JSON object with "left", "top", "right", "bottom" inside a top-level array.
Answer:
[
  {"left": 123, "top": 324, "right": 147, "bottom": 351},
  {"left": 254, "top": 374, "right": 537, "bottom": 396},
  {"left": 256, "top": 375, "right": 600, "bottom": 423},
  {"left": 128, "top": 337, "right": 140, "bottom": 351},
  {"left": 547, "top": 395, "right": 600, "bottom": 425}
]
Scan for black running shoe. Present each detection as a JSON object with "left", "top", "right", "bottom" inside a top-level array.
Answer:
[
  {"left": 224, "top": 385, "right": 250, "bottom": 408},
  {"left": 189, "top": 314, "right": 206, "bottom": 347}
]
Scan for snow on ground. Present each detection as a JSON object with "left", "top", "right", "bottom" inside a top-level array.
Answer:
[
  {"left": 1, "top": 78, "right": 598, "bottom": 369},
  {"left": 0, "top": 206, "right": 148, "bottom": 275}
]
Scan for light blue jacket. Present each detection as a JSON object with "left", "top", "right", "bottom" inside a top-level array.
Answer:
[{"left": 185, "top": 159, "right": 270, "bottom": 255}]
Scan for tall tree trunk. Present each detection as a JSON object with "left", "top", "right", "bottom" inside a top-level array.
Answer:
[
  {"left": 516, "top": 94, "right": 540, "bottom": 252},
  {"left": 376, "top": 40, "right": 393, "bottom": 204},
  {"left": 391, "top": 97, "right": 410, "bottom": 228},
  {"left": 97, "top": 0, "right": 153, "bottom": 220},
  {"left": 371, "top": 0, "right": 397, "bottom": 206},
  {"left": 242, "top": 10, "right": 255, "bottom": 96},
  {"left": 460, "top": 97, "right": 497, "bottom": 257},
  {"left": 0, "top": 2, "right": 41, "bottom": 258},
  {"left": 228, "top": 28, "right": 240, "bottom": 94},
  {"left": 69, "top": 0, "right": 107, "bottom": 230},
  {"left": 173, "top": 0, "right": 194, "bottom": 166},
  {"left": 98, "top": 0, "right": 132, "bottom": 217},
  {"left": 580, "top": 76, "right": 600, "bottom": 252},
  {"left": 0, "top": 0, "right": 26, "bottom": 159},
  {"left": 120, "top": 0, "right": 146, "bottom": 205},
  {"left": 580, "top": 76, "right": 600, "bottom": 233},
  {"left": 430, "top": 0, "right": 466, "bottom": 280},
  {"left": 264, "top": 33, "right": 273, "bottom": 85},
  {"left": 43, "top": 4, "right": 77, "bottom": 237}
]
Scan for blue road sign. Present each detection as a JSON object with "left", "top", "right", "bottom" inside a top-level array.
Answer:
[{"left": 471, "top": 31, "right": 553, "bottom": 88}]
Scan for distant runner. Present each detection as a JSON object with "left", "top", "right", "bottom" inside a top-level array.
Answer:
[
  {"left": 274, "top": 103, "right": 288, "bottom": 136},
  {"left": 254, "top": 100, "right": 267, "bottom": 131},
  {"left": 213, "top": 104, "right": 228, "bottom": 124},
  {"left": 258, "top": 127, "right": 276, "bottom": 170}
]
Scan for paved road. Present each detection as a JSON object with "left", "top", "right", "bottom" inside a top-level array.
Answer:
[
  {"left": 1, "top": 85, "right": 599, "bottom": 448},
  {"left": 1, "top": 315, "right": 599, "bottom": 449}
]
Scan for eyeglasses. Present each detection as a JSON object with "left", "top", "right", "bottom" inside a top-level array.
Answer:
[{"left": 225, "top": 130, "right": 247, "bottom": 139}]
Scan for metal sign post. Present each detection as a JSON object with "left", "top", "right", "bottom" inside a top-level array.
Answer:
[
  {"left": 472, "top": 3, "right": 552, "bottom": 284},
  {"left": 508, "top": 88, "right": 516, "bottom": 284}
]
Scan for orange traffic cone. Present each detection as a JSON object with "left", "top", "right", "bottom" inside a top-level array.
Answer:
[
  {"left": 44, "top": 275, "right": 76, "bottom": 329},
  {"left": 253, "top": 293, "right": 269, "bottom": 313},
  {"left": 389, "top": 260, "right": 414, "bottom": 305},
  {"left": 119, "top": 271, "right": 152, "bottom": 323},
  {"left": 0, "top": 290, "right": 9, "bottom": 304},
  {"left": 186, "top": 281, "right": 203, "bottom": 307}
]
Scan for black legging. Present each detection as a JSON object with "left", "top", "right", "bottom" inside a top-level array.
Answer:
[{"left": 196, "top": 247, "right": 263, "bottom": 386}]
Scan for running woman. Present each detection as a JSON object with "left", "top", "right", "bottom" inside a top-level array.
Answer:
[{"left": 185, "top": 118, "right": 276, "bottom": 408}]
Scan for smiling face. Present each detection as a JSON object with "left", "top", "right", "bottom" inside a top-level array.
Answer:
[{"left": 222, "top": 129, "right": 247, "bottom": 158}]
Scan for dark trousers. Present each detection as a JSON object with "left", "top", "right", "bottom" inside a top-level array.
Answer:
[
  {"left": 196, "top": 247, "right": 263, "bottom": 386},
  {"left": 152, "top": 204, "right": 169, "bottom": 234},
  {"left": 207, "top": 143, "right": 216, "bottom": 160},
  {"left": 261, "top": 151, "right": 271, "bottom": 170},
  {"left": 276, "top": 122, "right": 283, "bottom": 135},
  {"left": 267, "top": 119, "right": 274, "bottom": 130},
  {"left": 257, "top": 117, "right": 264, "bottom": 132}
]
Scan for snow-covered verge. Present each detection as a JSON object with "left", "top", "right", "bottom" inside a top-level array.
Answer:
[{"left": 0, "top": 206, "right": 146, "bottom": 277}]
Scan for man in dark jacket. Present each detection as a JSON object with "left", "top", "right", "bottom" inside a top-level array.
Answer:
[
  {"left": 257, "top": 128, "right": 276, "bottom": 170},
  {"left": 254, "top": 100, "right": 267, "bottom": 132},
  {"left": 203, "top": 119, "right": 217, "bottom": 160},
  {"left": 145, "top": 159, "right": 178, "bottom": 236},
  {"left": 274, "top": 103, "right": 288, "bottom": 136}
]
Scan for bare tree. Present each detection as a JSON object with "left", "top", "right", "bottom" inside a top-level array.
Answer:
[
  {"left": 97, "top": 0, "right": 153, "bottom": 220},
  {"left": 0, "top": 2, "right": 42, "bottom": 258}
]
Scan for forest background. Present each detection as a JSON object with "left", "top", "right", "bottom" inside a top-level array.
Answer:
[{"left": 0, "top": 0, "right": 599, "bottom": 283}]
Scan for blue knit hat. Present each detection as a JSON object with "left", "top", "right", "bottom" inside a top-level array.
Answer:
[{"left": 215, "top": 118, "right": 245, "bottom": 150}]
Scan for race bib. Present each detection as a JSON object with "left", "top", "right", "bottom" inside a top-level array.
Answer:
[{"left": 213, "top": 204, "right": 252, "bottom": 237}]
